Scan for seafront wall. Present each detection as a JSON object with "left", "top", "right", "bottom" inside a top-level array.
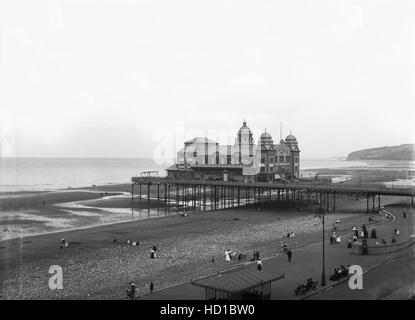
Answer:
[{"left": 352, "top": 237, "right": 415, "bottom": 255}]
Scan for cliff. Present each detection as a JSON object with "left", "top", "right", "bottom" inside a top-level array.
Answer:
[{"left": 346, "top": 144, "right": 415, "bottom": 161}]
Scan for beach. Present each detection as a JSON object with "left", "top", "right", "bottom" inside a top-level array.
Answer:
[
  {"left": 0, "top": 184, "right": 407, "bottom": 299},
  {"left": 1, "top": 162, "right": 414, "bottom": 299}
]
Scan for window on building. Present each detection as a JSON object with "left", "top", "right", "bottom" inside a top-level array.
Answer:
[
  {"left": 261, "top": 157, "right": 265, "bottom": 164},
  {"left": 295, "top": 157, "right": 299, "bottom": 163},
  {"left": 286, "top": 156, "right": 291, "bottom": 163},
  {"left": 193, "top": 151, "right": 197, "bottom": 157},
  {"left": 279, "top": 156, "right": 284, "bottom": 163},
  {"left": 227, "top": 155, "right": 232, "bottom": 165}
]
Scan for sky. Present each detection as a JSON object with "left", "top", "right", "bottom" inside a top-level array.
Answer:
[{"left": 0, "top": 0, "right": 414, "bottom": 160}]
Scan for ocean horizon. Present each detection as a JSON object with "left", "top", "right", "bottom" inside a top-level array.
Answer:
[{"left": 1, "top": 157, "right": 413, "bottom": 193}]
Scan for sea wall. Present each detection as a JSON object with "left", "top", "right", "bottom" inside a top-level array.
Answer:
[{"left": 352, "top": 237, "right": 415, "bottom": 255}]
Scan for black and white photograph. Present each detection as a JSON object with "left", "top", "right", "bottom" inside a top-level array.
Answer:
[{"left": 0, "top": 0, "right": 414, "bottom": 309}]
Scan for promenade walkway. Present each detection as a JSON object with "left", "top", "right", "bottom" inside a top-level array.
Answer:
[{"left": 140, "top": 205, "right": 414, "bottom": 300}]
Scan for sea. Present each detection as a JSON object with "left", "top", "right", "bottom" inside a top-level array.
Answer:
[{"left": 1, "top": 157, "right": 414, "bottom": 193}]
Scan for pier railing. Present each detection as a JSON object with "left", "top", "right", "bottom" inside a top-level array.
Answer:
[{"left": 131, "top": 176, "right": 415, "bottom": 197}]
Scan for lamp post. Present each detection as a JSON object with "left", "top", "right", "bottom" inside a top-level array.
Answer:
[
  {"left": 184, "top": 144, "right": 187, "bottom": 180},
  {"left": 321, "top": 206, "right": 326, "bottom": 286}
]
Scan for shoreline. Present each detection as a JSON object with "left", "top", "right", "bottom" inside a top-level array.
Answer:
[{"left": 1, "top": 164, "right": 414, "bottom": 242}]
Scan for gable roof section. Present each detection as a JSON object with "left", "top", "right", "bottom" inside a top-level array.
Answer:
[{"left": 191, "top": 268, "right": 285, "bottom": 294}]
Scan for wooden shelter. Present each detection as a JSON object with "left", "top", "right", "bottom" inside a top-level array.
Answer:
[{"left": 191, "top": 268, "right": 285, "bottom": 300}]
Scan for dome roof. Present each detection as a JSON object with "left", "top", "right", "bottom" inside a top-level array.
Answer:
[
  {"left": 238, "top": 120, "right": 252, "bottom": 135},
  {"left": 285, "top": 133, "right": 297, "bottom": 142},
  {"left": 260, "top": 129, "right": 273, "bottom": 145},
  {"left": 260, "top": 131, "right": 272, "bottom": 140}
]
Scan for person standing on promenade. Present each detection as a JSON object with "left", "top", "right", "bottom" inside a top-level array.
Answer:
[
  {"left": 362, "top": 224, "right": 368, "bottom": 239},
  {"left": 287, "top": 249, "right": 292, "bottom": 262},
  {"left": 403, "top": 211, "right": 407, "bottom": 219},
  {"left": 150, "top": 282, "right": 154, "bottom": 293},
  {"left": 257, "top": 259, "right": 263, "bottom": 271}
]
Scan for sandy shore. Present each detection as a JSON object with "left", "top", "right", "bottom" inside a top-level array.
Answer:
[
  {"left": 0, "top": 190, "right": 406, "bottom": 299},
  {"left": 0, "top": 185, "right": 171, "bottom": 241}
]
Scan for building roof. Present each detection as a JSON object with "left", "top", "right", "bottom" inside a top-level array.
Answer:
[
  {"left": 191, "top": 268, "right": 285, "bottom": 294},
  {"left": 218, "top": 144, "right": 238, "bottom": 155},
  {"left": 285, "top": 132, "right": 298, "bottom": 144},
  {"left": 185, "top": 137, "right": 218, "bottom": 145},
  {"left": 165, "top": 164, "right": 194, "bottom": 172},
  {"left": 191, "top": 164, "right": 243, "bottom": 170}
]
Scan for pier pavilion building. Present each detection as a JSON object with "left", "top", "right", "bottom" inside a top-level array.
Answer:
[{"left": 166, "top": 120, "right": 300, "bottom": 182}]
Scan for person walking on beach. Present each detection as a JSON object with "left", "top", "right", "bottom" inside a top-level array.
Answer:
[
  {"left": 126, "top": 282, "right": 136, "bottom": 299},
  {"left": 150, "top": 282, "right": 154, "bottom": 294},
  {"left": 403, "top": 211, "right": 407, "bottom": 219},
  {"left": 256, "top": 259, "right": 263, "bottom": 271},
  {"left": 287, "top": 249, "right": 292, "bottom": 262},
  {"left": 225, "top": 250, "right": 230, "bottom": 261}
]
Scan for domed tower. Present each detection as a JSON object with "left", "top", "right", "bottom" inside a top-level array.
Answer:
[
  {"left": 285, "top": 132, "right": 298, "bottom": 148},
  {"left": 235, "top": 120, "right": 254, "bottom": 164},
  {"left": 260, "top": 129, "right": 273, "bottom": 147},
  {"left": 284, "top": 131, "right": 300, "bottom": 179},
  {"left": 258, "top": 129, "right": 275, "bottom": 180}
]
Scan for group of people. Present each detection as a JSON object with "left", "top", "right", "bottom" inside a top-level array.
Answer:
[
  {"left": 351, "top": 225, "right": 369, "bottom": 240},
  {"left": 225, "top": 249, "right": 236, "bottom": 261},
  {"left": 126, "top": 281, "right": 154, "bottom": 299},
  {"left": 330, "top": 233, "right": 341, "bottom": 244},
  {"left": 59, "top": 238, "right": 69, "bottom": 249},
  {"left": 285, "top": 231, "right": 295, "bottom": 238},
  {"left": 329, "top": 265, "right": 350, "bottom": 281},
  {"left": 294, "top": 278, "right": 317, "bottom": 295},
  {"left": 127, "top": 240, "right": 140, "bottom": 247},
  {"left": 113, "top": 238, "right": 140, "bottom": 247}
]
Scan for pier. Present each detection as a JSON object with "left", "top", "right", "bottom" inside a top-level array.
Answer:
[{"left": 131, "top": 177, "right": 415, "bottom": 213}]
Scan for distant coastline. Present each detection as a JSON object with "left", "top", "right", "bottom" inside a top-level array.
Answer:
[{"left": 346, "top": 144, "right": 415, "bottom": 161}]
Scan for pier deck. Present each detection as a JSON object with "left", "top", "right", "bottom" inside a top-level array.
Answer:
[{"left": 131, "top": 177, "right": 415, "bottom": 213}]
